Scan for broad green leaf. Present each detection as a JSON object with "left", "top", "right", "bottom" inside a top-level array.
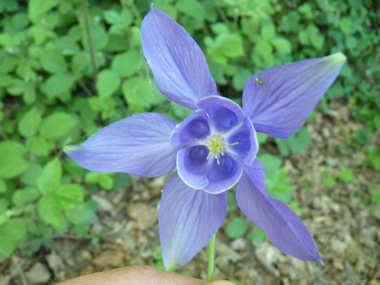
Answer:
[
  {"left": 0, "top": 141, "right": 26, "bottom": 156},
  {"left": 96, "top": 69, "right": 121, "bottom": 99},
  {"left": 20, "top": 162, "right": 42, "bottom": 186},
  {"left": 82, "top": 24, "right": 108, "bottom": 51},
  {"left": 40, "top": 74, "right": 74, "bottom": 97},
  {"left": 72, "top": 52, "right": 89, "bottom": 75},
  {"left": 0, "top": 178, "right": 6, "bottom": 193},
  {"left": 176, "top": 0, "right": 206, "bottom": 21},
  {"left": 232, "top": 67, "right": 251, "bottom": 91},
  {"left": 261, "top": 23, "right": 276, "bottom": 40},
  {"left": 56, "top": 184, "right": 84, "bottom": 209},
  {"left": 111, "top": 50, "right": 141, "bottom": 77},
  {"left": 65, "top": 201, "right": 97, "bottom": 225},
  {"left": 37, "top": 195, "right": 61, "bottom": 226},
  {"left": 26, "top": 136, "right": 50, "bottom": 156},
  {"left": 0, "top": 75, "right": 13, "bottom": 87},
  {"left": 122, "top": 76, "right": 154, "bottom": 109},
  {"left": 226, "top": 217, "right": 247, "bottom": 238},
  {"left": 18, "top": 107, "right": 41, "bottom": 138},
  {"left": 39, "top": 112, "right": 77, "bottom": 139},
  {"left": 0, "top": 153, "right": 28, "bottom": 179},
  {"left": 12, "top": 190, "right": 29, "bottom": 207},
  {"left": 216, "top": 33, "right": 244, "bottom": 58},
  {"left": 0, "top": 55, "right": 18, "bottom": 74},
  {"left": 271, "top": 37, "right": 291, "bottom": 54},
  {"left": 39, "top": 50, "right": 67, "bottom": 74},
  {"left": 28, "top": 0, "right": 57, "bottom": 22},
  {"left": 0, "top": 219, "right": 27, "bottom": 257},
  {"left": 104, "top": 10, "right": 121, "bottom": 25},
  {"left": 210, "top": 23, "right": 229, "bottom": 35},
  {"left": 37, "top": 158, "right": 61, "bottom": 194}
]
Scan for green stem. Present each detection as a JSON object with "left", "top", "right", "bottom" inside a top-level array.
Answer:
[
  {"left": 207, "top": 233, "right": 216, "bottom": 283},
  {"left": 82, "top": 0, "right": 97, "bottom": 86}
]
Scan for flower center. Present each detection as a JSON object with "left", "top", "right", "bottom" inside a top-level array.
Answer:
[{"left": 196, "top": 131, "right": 238, "bottom": 165}]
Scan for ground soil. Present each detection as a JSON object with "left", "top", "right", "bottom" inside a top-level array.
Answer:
[{"left": 1, "top": 102, "right": 379, "bottom": 285}]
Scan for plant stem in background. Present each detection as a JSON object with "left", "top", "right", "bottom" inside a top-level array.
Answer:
[
  {"left": 207, "top": 233, "right": 216, "bottom": 283},
  {"left": 82, "top": 0, "right": 97, "bottom": 88}
]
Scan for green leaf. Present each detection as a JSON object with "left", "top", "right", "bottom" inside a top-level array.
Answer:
[
  {"left": 39, "top": 50, "right": 67, "bottom": 74},
  {"left": 37, "top": 194, "right": 61, "bottom": 226},
  {"left": 226, "top": 217, "right": 247, "bottom": 238},
  {"left": 28, "top": 0, "right": 57, "bottom": 22},
  {"left": 0, "top": 178, "right": 6, "bottom": 193},
  {"left": 216, "top": 33, "right": 244, "bottom": 58},
  {"left": 104, "top": 10, "right": 121, "bottom": 25},
  {"left": 56, "top": 184, "right": 84, "bottom": 209},
  {"left": 371, "top": 190, "right": 380, "bottom": 208},
  {"left": 232, "top": 67, "right": 251, "bottom": 91},
  {"left": 72, "top": 52, "right": 90, "bottom": 75},
  {"left": 65, "top": 201, "right": 97, "bottom": 225},
  {"left": 12, "top": 190, "right": 30, "bottom": 207},
  {"left": 0, "top": 75, "right": 14, "bottom": 87},
  {"left": 210, "top": 23, "right": 229, "bottom": 35},
  {"left": 176, "top": 0, "right": 206, "bottom": 21},
  {"left": 261, "top": 23, "right": 276, "bottom": 40},
  {"left": 122, "top": 76, "right": 154, "bottom": 109},
  {"left": 18, "top": 107, "right": 41, "bottom": 138},
  {"left": 40, "top": 74, "right": 74, "bottom": 97},
  {"left": 339, "top": 167, "right": 355, "bottom": 183},
  {"left": 111, "top": 50, "right": 141, "bottom": 77},
  {"left": 20, "top": 162, "right": 42, "bottom": 186},
  {"left": 39, "top": 112, "right": 77, "bottom": 139},
  {"left": 37, "top": 158, "right": 62, "bottom": 194},
  {"left": 96, "top": 69, "right": 121, "bottom": 99},
  {"left": 0, "top": 219, "right": 27, "bottom": 257},
  {"left": 26, "top": 136, "right": 50, "bottom": 156},
  {"left": 271, "top": 37, "right": 291, "bottom": 54},
  {"left": 246, "top": 225, "right": 266, "bottom": 244},
  {"left": 0, "top": 141, "right": 28, "bottom": 179}
]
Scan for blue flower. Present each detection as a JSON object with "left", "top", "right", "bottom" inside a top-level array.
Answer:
[{"left": 64, "top": 6, "right": 345, "bottom": 270}]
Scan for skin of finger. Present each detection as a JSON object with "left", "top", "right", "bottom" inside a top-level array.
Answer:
[{"left": 56, "top": 265, "right": 233, "bottom": 285}]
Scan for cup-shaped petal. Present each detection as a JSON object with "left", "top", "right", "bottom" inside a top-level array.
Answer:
[
  {"left": 237, "top": 160, "right": 323, "bottom": 263},
  {"left": 242, "top": 52, "right": 346, "bottom": 139},
  {"left": 198, "top": 96, "right": 246, "bottom": 133},
  {"left": 170, "top": 110, "right": 210, "bottom": 147},
  {"left": 177, "top": 145, "right": 209, "bottom": 189},
  {"left": 205, "top": 154, "right": 243, "bottom": 194},
  {"left": 141, "top": 6, "right": 217, "bottom": 110},
  {"left": 227, "top": 117, "right": 258, "bottom": 166},
  {"left": 64, "top": 113, "right": 178, "bottom": 177},
  {"left": 177, "top": 146, "right": 243, "bottom": 193},
  {"left": 159, "top": 172, "right": 227, "bottom": 270}
]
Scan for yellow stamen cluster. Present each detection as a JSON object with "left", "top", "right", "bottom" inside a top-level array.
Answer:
[{"left": 196, "top": 131, "right": 238, "bottom": 165}]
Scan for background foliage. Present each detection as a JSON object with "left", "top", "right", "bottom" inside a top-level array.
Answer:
[{"left": 0, "top": 0, "right": 379, "bottom": 261}]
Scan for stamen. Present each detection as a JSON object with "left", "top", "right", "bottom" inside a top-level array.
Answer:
[{"left": 201, "top": 130, "right": 238, "bottom": 165}]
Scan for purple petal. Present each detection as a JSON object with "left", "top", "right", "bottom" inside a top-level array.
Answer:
[
  {"left": 227, "top": 117, "right": 258, "bottom": 166},
  {"left": 141, "top": 6, "right": 216, "bottom": 110},
  {"left": 177, "top": 145, "right": 209, "bottom": 189},
  {"left": 242, "top": 53, "right": 346, "bottom": 139},
  {"left": 170, "top": 110, "right": 210, "bottom": 147},
  {"left": 198, "top": 96, "right": 246, "bottom": 133},
  {"left": 159, "top": 172, "right": 227, "bottom": 270},
  {"left": 236, "top": 160, "right": 323, "bottom": 263},
  {"left": 177, "top": 146, "right": 242, "bottom": 193},
  {"left": 205, "top": 153, "right": 243, "bottom": 194},
  {"left": 64, "top": 113, "right": 177, "bottom": 177}
]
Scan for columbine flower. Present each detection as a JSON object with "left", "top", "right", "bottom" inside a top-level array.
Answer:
[{"left": 64, "top": 6, "right": 346, "bottom": 270}]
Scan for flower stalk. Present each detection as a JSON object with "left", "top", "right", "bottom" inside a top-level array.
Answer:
[{"left": 207, "top": 233, "right": 216, "bottom": 283}]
